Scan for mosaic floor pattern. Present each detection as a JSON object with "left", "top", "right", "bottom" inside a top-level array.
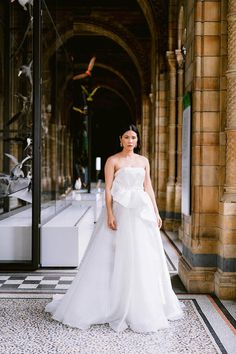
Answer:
[{"left": 0, "top": 293, "right": 235, "bottom": 354}]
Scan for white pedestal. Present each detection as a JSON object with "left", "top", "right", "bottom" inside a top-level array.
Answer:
[
  {"left": 71, "top": 190, "right": 104, "bottom": 222},
  {"left": 40, "top": 205, "right": 92, "bottom": 267},
  {"left": 0, "top": 207, "right": 33, "bottom": 261}
]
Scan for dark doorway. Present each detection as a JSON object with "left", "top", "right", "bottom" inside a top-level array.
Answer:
[{"left": 91, "top": 87, "right": 133, "bottom": 181}]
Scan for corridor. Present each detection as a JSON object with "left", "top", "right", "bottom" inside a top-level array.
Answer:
[{"left": 0, "top": 0, "right": 236, "bottom": 353}]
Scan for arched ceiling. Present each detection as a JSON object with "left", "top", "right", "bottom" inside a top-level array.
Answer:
[{"left": 44, "top": 0, "right": 167, "bottom": 121}]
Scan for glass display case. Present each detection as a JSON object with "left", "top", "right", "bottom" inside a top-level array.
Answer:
[
  {"left": 0, "top": 1, "right": 34, "bottom": 268},
  {"left": 0, "top": 0, "right": 93, "bottom": 270}
]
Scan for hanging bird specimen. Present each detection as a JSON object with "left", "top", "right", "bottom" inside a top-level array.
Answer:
[
  {"left": 7, "top": 93, "right": 30, "bottom": 126},
  {"left": 5, "top": 153, "right": 32, "bottom": 179},
  {"left": 10, "top": 0, "right": 33, "bottom": 11},
  {"left": 72, "top": 56, "right": 96, "bottom": 81},
  {"left": 81, "top": 85, "right": 100, "bottom": 102},
  {"left": 0, "top": 153, "right": 32, "bottom": 198},
  {"left": 72, "top": 86, "right": 100, "bottom": 114},
  {"left": 18, "top": 60, "right": 33, "bottom": 86}
]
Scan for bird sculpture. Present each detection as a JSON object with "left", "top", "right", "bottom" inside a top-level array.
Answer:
[
  {"left": 81, "top": 85, "right": 100, "bottom": 102},
  {"left": 72, "top": 86, "right": 100, "bottom": 114},
  {"left": 72, "top": 56, "right": 96, "bottom": 81},
  {"left": 18, "top": 61, "right": 33, "bottom": 86},
  {"left": 72, "top": 106, "right": 87, "bottom": 115},
  {"left": 0, "top": 158, "right": 32, "bottom": 198},
  {"left": 24, "top": 137, "right": 32, "bottom": 151},
  {"left": 5, "top": 153, "right": 32, "bottom": 179},
  {"left": 74, "top": 177, "right": 82, "bottom": 190},
  {"left": 7, "top": 63, "right": 33, "bottom": 128},
  {"left": 0, "top": 174, "right": 10, "bottom": 197},
  {"left": 10, "top": 0, "right": 33, "bottom": 11},
  {"left": 7, "top": 93, "right": 30, "bottom": 126}
]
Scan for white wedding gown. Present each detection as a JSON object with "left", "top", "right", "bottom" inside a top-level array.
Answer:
[{"left": 45, "top": 167, "right": 183, "bottom": 332}]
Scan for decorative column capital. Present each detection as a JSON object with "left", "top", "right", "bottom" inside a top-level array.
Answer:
[
  {"left": 228, "top": 0, "right": 236, "bottom": 17},
  {"left": 224, "top": 1, "right": 236, "bottom": 199},
  {"left": 166, "top": 51, "right": 176, "bottom": 72},
  {"left": 175, "top": 49, "right": 184, "bottom": 70},
  {"left": 227, "top": 0, "right": 236, "bottom": 73}
]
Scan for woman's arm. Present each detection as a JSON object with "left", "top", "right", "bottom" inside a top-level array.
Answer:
[
  {"left": 143, "top": 158, "right": 162, "bottom": 229},
  {"left": 104, "top": 157, "right": 117, "bottom": 230}
]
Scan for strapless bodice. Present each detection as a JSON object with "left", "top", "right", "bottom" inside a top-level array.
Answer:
[
  {"left": 110, "top": 167, "right": 157, "bottom": 225},
  {"left": 113, "top": 167, "right": 145, "bottom": 190}
]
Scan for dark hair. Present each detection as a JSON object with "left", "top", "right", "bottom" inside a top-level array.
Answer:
[{"left": 119, "top": 124, "right": 141, "bottom": 154}]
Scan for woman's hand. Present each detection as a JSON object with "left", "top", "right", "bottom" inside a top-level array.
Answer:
[
  {"left": 157, "top": 214, "right": 162, "bottom": 229},
  {"left": 107, "top": 213, "right": 117, "bottom": 230}
]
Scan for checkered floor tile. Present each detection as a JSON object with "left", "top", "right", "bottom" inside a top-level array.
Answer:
[{"left": 0, "top": 274, "right": 76, "bottom": 292}]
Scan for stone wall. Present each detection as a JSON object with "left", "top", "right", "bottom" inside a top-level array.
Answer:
[
  {"left": 177, "top": 0, "right": 236, "bottom": 299},
  {"left": 153, "top": 0, "right": 235, "bottom": 299}
]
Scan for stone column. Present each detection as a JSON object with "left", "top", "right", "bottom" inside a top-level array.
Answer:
[
  {"left": 179, "top": 0, "right": 221, "bottom": 296},
  {"left": 60, "top": 125, "right": 66, "bottom": 189},
  {"left": 69, "top": 135, "right": 73, "bottom": 186},
  {"left": 65, "top": 132, "right": 71, "bottom": 186},
  {"left": 157, "top": 67, "right": 168, "bottom": 215},
  {"left": 165, "top": 51, "right": 177, "bottom": 229},
  {"left": 223, "top": 0, "right": 236, "bottom": 201},
  {"left": 217, "top": 0, "right": 236, "bottom": 299},
  {"left": 175, "top": 49, "right": 184, "bottom": 233},
  {"left": 45, "top": 132, "right": 51, "bottom": 192},
  {"left": 50, "top": 123, "right": 57, "bottom": 198},
  {"left": 141, "top": 94, "right": 150, "bottom": 157}
]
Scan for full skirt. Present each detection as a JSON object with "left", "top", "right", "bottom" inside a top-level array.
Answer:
[{"left": 45, "top": 202, "right": 183, "bottom": 333}]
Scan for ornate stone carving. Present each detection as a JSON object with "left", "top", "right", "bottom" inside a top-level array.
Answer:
[
  {"left": 221, "top": 0, "right": 236, "bottom": 197},
  {"left": 166, "top": 51, "right": 176, "bottom": 73},
  {"left": 175, "top": 49, "right": 184, "bottom": 70},
  {"left": 228, "top": 0, "right": 236, "bottom": 15},
  {"left": 225, "top": 131, "right": 236, "bottom": 188},
  {"left": 227, "top": 16, "right": 236, "bottom": 70},
  {"left": 224, "top": 0, "right": 236, "bottom": 199},
  {"left": 226, "top": 76, "right": 236, "bottom": 129}
]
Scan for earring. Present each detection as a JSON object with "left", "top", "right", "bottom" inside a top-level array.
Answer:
[{"left": 120, "top": 142, "right": 123, "bottom": 147}]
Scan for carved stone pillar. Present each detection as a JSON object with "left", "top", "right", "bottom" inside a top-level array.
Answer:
[
  {"left": 217, "top": 0, "right": 236, "bottom": 299},
  {"left": 41, "top": 109, "right": 51, "bottom": 192},
  {"left": 50, "top": 123, "right": 57, "bottom": 197},
  {"left": 175, "top": 49, "right": 184, "bottom": 233},
  {"left": 69, "top": 135, "right": 73, "bottom": 186},
  {"left": 141, "top": 94, "right": 150, "bottom": 157},
  {"left": 223, "top": 0, "right": 236, "bottom": 202},
  {"left": 45, "top": 132, "right": 51, "bottom": 192},
  {"left": 66, "top": 132, "right": 72, "bottom": 185},
  {"left": 60, "top": 125, "right": 66, "bottom": 189},
  {"left": 156, "top": 66, "right": 168, "bottom": 215},
  {"left": 165, "top": 51, "right": 177, "bottom": 229}
]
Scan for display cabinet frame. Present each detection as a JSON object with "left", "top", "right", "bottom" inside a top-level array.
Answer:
[{"left": 0, "top": 0, "right": 42, "bottom": 271}]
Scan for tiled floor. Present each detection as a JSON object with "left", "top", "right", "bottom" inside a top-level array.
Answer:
[
  {"left": 0, "top": 274, "right": 74, "bottom": 291},
  {"left": 0, "top": 271, "right": 187, "bottom": 294}
]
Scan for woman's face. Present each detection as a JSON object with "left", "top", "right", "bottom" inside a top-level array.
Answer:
[{"left": 120, "top": 130, "right": 138, "bottom": 150}]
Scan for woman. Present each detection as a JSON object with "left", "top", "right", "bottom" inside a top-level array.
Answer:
[{"left": 45, "top": 124, "right": 183, "bottom": 333}]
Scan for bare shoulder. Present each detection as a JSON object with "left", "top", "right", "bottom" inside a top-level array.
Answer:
[
  {"left": 105, "top": 153, "right": 119, "bottom": 167},
  {"left": 137, "top": 154, "right": 149, "bottom": 167}
]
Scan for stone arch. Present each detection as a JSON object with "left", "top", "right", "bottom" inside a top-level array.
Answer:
[
  {"left": 94, "top": 84, "right": 134, "bottom": 118},
  {"left": 59, "top": 71, "right": 136, "bottom": 126},
  {"left": 137, "top": 0, "right": 157, "bottom": 41},
  {"left": 177, "top": 5, "right": 184, "bottom": 49},
  {"left": 89, "top": 63, "right": 137, "bottom": 107},
  {"left": 45, "top": 18, "right": 148, "bottom": 91}
]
